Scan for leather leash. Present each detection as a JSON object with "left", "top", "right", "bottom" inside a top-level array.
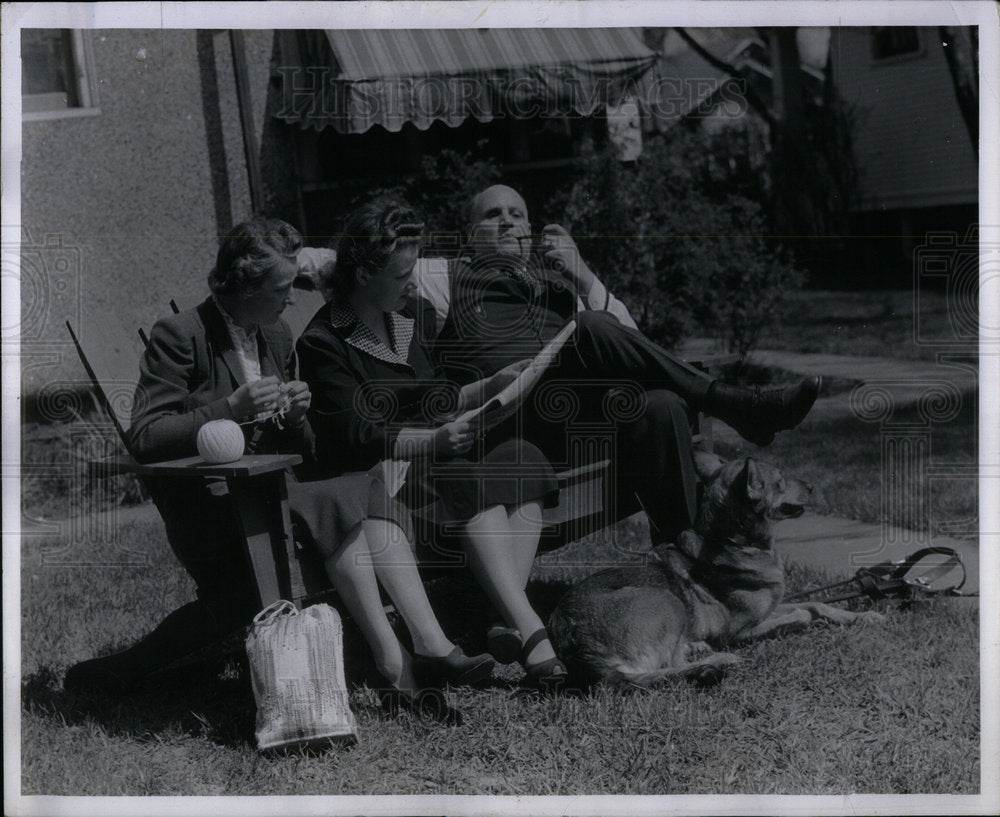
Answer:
[{"left": 784, "top": 546, "right": 977, "bottom": 604}]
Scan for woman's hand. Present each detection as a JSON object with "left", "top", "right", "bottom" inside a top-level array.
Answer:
[
  {"left": 227, "top": 376, "right": 281, "bottom": 420},
  {"left": 280, "top": 380, "right": 311, "bottom": 428},
  {"left": 459, "top": 359, "right": 532, "bottom": 411},
  {"left": 433, "top": 419, "right": 476, "bottom": 457}
]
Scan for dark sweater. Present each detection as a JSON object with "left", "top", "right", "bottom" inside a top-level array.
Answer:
[{"left": 433, "top": 256, "right": 578, "bottom": 384}]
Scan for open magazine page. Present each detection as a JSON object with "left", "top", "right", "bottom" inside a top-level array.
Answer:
[
  {"left": 456, "top": 319, "right": 577, "bottom": 431},
  {"left": 381, "top": 320, "right": 576, "bottom": 497}
]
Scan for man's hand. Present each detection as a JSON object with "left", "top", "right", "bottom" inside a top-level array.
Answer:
[
  {"left": 280, "top": 380, "right": 311, "bottom": 428},
  {"left": 540, "top": 224, "right": 597, "bottom": 296}
]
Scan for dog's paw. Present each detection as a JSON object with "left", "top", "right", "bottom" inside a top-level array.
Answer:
[
  {"left": 857, "top": 611, "right": 887, "bottom": 624},
  {"left": 684, "top": 641, "right": 714, "bottom": 662},
  {"left": 687, "top": 653, "right": 740, "bottom": 687}
]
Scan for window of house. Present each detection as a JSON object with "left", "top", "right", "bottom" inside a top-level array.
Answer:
[
  {"left": 871, "top": 27, "right": 922, "bottom": 61},
  {"left": 22, "top": 29, "right": 99, "bottom": 120}
]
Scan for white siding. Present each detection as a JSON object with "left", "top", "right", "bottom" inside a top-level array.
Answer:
[{"left": 829, "top": 27, "right": 977, "bottom": 211}]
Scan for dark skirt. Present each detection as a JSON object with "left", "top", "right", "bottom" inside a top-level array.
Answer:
[
  {"left": 289, "top": 466, "right": 415, "bottom": 559},
  {"left": 401, "top": 437, "right": 558, "bottom": 523}
]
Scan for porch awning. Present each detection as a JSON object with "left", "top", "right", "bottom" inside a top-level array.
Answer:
[{"left": 276, "top": 29, "right": 657, "bottom": 134}]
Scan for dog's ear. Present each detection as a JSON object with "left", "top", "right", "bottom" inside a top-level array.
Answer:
[
  {"left": 743, "top": 457, "right": 765, "bottom": 503},
  {"left": 693, "top": 447, "right": 724, "bottom": 482}
]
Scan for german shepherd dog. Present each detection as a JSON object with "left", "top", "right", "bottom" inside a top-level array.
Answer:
[{"left": 548, "top": 450, "right": 884, "bottom": 686}]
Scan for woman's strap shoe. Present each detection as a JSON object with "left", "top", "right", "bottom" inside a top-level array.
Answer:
[
  {"left": 519, "top": 628, "right": 568, "bottom": 694},
  {"left": 486, "top": 623, "right": 521, "bottom": 665},
  {"left": 412, "top": 646, "right": 495, "bottom": 688}
]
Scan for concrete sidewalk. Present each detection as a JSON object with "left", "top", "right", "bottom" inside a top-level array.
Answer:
[
  {"left": 704, "top": 348, "right": 980, "bottom": 599},
  {"left": 736, "top": 348, "right": 976, "bottom": 427},
  {"left": 774, "top": 511, "right": 978, "bottom": 598}
]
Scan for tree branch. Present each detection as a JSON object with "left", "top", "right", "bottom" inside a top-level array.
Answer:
[{"left": 938, "top": 26, "right": 978, "bottom": 159}]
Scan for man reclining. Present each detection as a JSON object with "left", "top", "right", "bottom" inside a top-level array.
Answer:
[{"left": 429, "top": 184, "right": 817, "bottom": 545}]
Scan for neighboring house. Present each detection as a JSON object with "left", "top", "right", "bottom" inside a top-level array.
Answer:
[
  {"left": 828, "top": 26, "right": 977, "bottom": 283},
  {"left": 646, "top": 27, "right": 823, "bottom": 137}
]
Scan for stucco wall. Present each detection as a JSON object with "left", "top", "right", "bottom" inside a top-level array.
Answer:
[{"left": 20, "top": 28, "right": 295, "bottom": 400}]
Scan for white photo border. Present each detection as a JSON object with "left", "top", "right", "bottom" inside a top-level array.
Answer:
[{"left": 3, "top": 2, "right": 997, "bottom": 816}]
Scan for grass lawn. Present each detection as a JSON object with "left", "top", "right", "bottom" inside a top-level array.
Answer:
[
  {"left": 16, "top": 288, "right": 981, "bottom": 797},
  {"left": 21, "top": 511, "right": 979, "bottom": 796},
  {"left": 719, "top": 396, "right": 978, "bottom": 542},
  {"left": 757, "top": 287, "right": 973, "bottom": 361}
]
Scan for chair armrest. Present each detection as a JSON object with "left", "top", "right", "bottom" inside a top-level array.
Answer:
[
  {"left": 555, "top": 459, "right": 612, "bottom": 489},
  {"left": 87, "top": 452, "right": 301, "bottom": 479}
]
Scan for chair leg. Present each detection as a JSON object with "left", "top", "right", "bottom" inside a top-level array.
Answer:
[{"left": 227, "top": 473, "right": 296, "bottom": 609}]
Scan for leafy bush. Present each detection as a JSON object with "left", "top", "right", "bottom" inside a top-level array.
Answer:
[
  {"left": 562, "top": 130, "right": 803, "bottom": 354},
  {"left": 345, "top": 143, "right": 502, "bottom": 252}
]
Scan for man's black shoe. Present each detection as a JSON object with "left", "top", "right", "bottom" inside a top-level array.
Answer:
[{"left": 705, "top": 376, "right": 822, "bottom": 446}]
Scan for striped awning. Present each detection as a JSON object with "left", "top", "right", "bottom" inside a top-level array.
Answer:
[{"left": 276, "top": 29, "right": 657, "bottom": 134}]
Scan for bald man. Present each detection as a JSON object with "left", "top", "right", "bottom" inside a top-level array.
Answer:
[{"left": 429, "top": 184, "right": 819, "bottom": 543}]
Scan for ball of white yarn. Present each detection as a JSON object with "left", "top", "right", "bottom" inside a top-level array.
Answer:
[{"left": 196, "top": 419, "right": 245, "bottom": 463}]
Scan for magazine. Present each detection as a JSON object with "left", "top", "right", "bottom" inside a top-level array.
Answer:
[
  {"left": 382, "top": 320, "right": 576, "bottom": 497},
  {"left": 455, "top": 319, "right": 577, "bottom": 431}
]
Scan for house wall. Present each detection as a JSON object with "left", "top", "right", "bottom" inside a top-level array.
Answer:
[
  {"left": 829, "top": 27, "right": 977, "bottom": 212},
  {"left": 20, "top": 28, "right": 297, "bottom": 401}
]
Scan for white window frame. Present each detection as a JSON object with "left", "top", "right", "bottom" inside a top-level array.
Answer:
[{"left": 22, "top": 29, "right": 101, "bottom": 122}]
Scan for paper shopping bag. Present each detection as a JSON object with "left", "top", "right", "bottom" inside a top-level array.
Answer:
[{"left": 245, "top": 600, "right": 358, "bottom": 752}]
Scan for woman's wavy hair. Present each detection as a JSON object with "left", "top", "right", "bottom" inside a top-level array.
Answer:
[
  {"left": 208, "top": 216, "right": 303, "bottom": 297},
  {"left": 321, "top": 199, "right": 424, "bottom": 299}
]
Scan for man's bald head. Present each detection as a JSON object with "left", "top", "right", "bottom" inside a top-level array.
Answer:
[{"left": 465, "top": 185, "right": 532, "bottom": 262}]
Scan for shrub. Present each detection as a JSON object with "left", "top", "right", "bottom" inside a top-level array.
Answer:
[
  {"left": 345, "top": 144, "right": 502, "bottom": 253},
  {"left": 562, "top": 130, "right": 803, "bottom": 354}
]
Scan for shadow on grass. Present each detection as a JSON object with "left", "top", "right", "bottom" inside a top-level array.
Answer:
[
  {"left": 23, "top": 657, "right": 258, "bottom": 750},
  {"left": 22, "top": 574, "right": 584, "bottom": 749},
  {"left": 417, "top": 572, "right": 576, "bottom": 655}
]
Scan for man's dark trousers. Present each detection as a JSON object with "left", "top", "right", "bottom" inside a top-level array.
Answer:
[{"left": 475, "top": 310, "right": 713, "bottom": 545}]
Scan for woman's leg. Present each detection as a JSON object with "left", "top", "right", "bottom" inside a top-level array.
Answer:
[
  {"left": 359, "top": 519, "right": 454, "bottom": 658},
  {"left": 505, "top": 500, "right": 544, "bottom": 590},
  {"left": 323, "top": 523, "right": 417, "bottom": 693},
  {"left": 462, "top": 505, "right": 556, "bottom": 666}
]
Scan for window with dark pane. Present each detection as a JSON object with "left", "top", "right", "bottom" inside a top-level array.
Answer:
[
  {"left": 872, "top": 27, "right": 922, "bottom": 60},
  {"left": 22, "top": 29, "right": 78, "bottom": 106}
]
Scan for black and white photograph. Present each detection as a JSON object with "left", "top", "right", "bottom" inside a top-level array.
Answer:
[{"left": 3, "top": 1, "right": 997, "bottom": 815}]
